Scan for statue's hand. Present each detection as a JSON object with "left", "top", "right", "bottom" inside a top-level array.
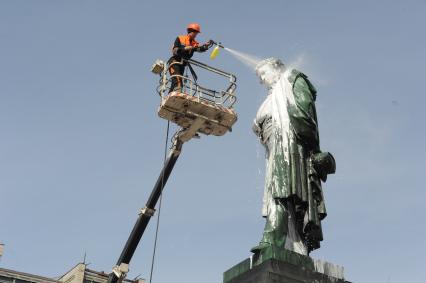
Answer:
[{"left": 252, "top": 120, "right": 262, "bottom": 137}]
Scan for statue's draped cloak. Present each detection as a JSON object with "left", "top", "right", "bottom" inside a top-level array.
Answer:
[{"left": 255, "top": 69, "right": 327, "bottom": 253}]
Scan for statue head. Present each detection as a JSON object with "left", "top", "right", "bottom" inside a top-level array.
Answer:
[{"left": 255, "top": 58, "right": 286, "bottom": 90}]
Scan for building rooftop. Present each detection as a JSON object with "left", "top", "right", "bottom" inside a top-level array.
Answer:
[{"left": 0, "top": 263, "right": 144, "bottom": 283}]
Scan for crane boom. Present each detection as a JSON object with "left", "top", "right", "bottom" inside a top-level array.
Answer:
[{"left": 107, "top": 134, "right": 183, "bottom": 283}]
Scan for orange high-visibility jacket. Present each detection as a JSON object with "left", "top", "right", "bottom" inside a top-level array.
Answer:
[{"left": 171, "top": 35, "right": 207, "bottom": 61}]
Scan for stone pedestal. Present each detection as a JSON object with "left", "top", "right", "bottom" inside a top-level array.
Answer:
[{"left": 223, "top": 247, "right": 350, "bottom": 283}]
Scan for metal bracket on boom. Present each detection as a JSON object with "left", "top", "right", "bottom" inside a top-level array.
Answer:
[
  {"left": 112, "top": 263, "right": 129, "bottom": 283},
  {"left": 170, "top": 133, "right": 183, "bottom": 155},
  {"left": 139, "top": 206, "right": 156, "bottom": 217},
  {"left": 174, "top": 117, "right": 205, "bottom": 144}
]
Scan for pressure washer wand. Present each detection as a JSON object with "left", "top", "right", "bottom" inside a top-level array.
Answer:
[{"left": 211, "top": 40, "right": 224, "bottom": 48}]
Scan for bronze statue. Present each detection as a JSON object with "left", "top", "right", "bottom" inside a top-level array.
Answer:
[{"left": 252, "top": 58, "right": 336, "bottom": 255}]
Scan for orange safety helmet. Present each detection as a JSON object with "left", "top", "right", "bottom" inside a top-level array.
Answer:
[{"left": 187, "top": 23, "right": 201, "bottom": 33}]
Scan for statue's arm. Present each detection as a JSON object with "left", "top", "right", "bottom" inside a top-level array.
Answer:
[
  {"left": 252, "top": 119, "right": 262, "bottom": 137},
  {"left": 290, "top": 76, "right": 320, "bottom": 149},
  {"left": 252, "top": 97, "right": 272, "bottom": 144}
]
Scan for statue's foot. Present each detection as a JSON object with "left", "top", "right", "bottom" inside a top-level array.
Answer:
[{"left": 250, "top": 242, "right": 271, "bottom": 254}]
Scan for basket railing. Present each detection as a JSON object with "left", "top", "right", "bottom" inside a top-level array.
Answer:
[{"left": 156, "top": 59, "right": 237, "bottom": 109}]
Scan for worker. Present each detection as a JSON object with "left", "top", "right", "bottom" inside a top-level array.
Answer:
[{"left": 168, "top": 23, "right": 213, "bottom": 93}]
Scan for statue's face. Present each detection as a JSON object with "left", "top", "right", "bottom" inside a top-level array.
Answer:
[{"left": 255, "top": 58, "right": 285, "bottom": 90}]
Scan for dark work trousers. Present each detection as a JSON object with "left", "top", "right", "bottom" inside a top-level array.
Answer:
[{"left": 168, "top": 59, "right": 186, "bottom": 93}]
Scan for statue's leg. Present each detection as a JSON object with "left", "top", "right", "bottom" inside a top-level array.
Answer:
[
  {"left": 284, "top": 201, "right": 308, "bottom": 255},
  {"left": 251, "top": 198, "right": 288, "bottom": 253},
  {"left": 263, "top": 199, "right": 289, "bottom": 248}
]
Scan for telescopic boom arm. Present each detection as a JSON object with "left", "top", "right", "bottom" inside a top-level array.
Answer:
[{"left": 107, "top": 129, "right": 190, "bottom": 283}]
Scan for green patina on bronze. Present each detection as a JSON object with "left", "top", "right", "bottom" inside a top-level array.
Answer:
[
  {"left": 253, "top": 245, "right": 315, "bottom": 269},
  {"left": 223, "top": 248, "right": 315, "bottom": 283},
  {"left": 252, "top": 62, "right": 336, "bottom": 255},
  {"left": 223, "top": 258, "right": 251, "bottom": 283}
]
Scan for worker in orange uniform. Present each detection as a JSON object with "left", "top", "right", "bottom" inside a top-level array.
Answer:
[{"left": 168, "top": 23, "right": 213, "bottom": 93}]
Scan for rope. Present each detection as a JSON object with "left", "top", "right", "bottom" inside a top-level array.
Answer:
[{"left": 148, "top": 121, "right": 170, "bottom": 283}]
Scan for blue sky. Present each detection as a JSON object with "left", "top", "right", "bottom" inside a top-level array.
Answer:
[{"left": 1, "top": 1, "right": 425, "bottom": 282}]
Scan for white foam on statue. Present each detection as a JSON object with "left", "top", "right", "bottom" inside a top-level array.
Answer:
[
  {"left": 270, "top": 68, "right": 295, "bottom": 148},
  {"left": 255, "top": 61, "right": 307, "bottom": 255},
  {"left": 227, "top": 48, "right": 309, "bottom": 255},
  {"left": 271, "top": 68, "right": 307, "bottom": 256}
]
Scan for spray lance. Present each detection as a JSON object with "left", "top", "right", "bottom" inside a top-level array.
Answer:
[{"left": 209, "top": 40, "right": 224, "bottom": 60}]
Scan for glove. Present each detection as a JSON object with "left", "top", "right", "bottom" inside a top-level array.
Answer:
[{"left": 204, "top": 40, "right": 214, "bottom": 49}]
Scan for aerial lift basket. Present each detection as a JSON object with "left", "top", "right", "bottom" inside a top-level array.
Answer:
[{"left": 152, "top": 59, "right": 237, "bottom": 136}]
